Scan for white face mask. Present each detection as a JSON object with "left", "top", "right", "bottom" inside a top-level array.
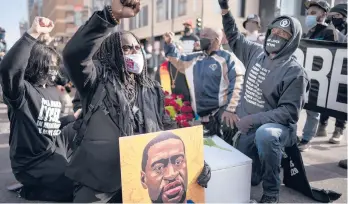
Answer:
[{"left": 124, "top": 53, "right": 144, "bottom": 74}]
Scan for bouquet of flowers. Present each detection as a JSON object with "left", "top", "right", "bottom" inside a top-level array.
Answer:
[{"left": 164, "top": 91, "right": 194, "bottom": 128}]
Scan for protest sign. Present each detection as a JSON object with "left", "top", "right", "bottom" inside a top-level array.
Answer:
[
  {"left": 119, "top": 126, "right": 205, "bottom": 203},
  {"left": 294, "top": 39, "right": 347, "bottom": 120}
]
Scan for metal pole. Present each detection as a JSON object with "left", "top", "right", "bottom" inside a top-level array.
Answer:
[
  {"left": 151, "top": 0, "right": 155, "bottom": 68},
  {"left": 171, "top": 0, "right": 174, "bottom": 32},
  {"left": 201, "top": 0, "right": 204, "bottom": 27}
]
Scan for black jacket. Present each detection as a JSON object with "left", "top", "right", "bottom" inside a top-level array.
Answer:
[
  {"left": 63, "top": 9, "right": 176, "bottom": 193},
  {"left": 305, "top": 24, "right": 340, "bottom": 41}
]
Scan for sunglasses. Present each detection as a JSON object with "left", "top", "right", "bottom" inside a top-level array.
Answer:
[{"left": 122, "top": 44, "right": 141, "bottom": 52}]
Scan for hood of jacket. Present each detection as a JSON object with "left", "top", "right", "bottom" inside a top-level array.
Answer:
[{"left": 263, "top": 15, "right": 303, "bottom": 60}]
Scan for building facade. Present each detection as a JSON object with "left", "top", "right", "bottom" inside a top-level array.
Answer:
[
  {"left": 121, "top": 0, "right": 259, "bottom": 40},
  {"left": 19, "top": 21, "right": 29, "bottom": 36}
]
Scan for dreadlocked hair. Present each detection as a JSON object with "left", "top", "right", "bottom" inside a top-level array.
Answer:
[{"left": 94, "top": 31, "right": 153, "bottom": 87}]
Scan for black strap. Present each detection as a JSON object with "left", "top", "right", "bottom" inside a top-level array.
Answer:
[
  {"left": 282, "top": 144, "right": 342, "bottom": 202},
  {"left": 69, "top": 82, "right": 106, "bottom": 155}
]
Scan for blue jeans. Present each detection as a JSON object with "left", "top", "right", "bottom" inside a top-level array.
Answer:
[
  {"left": 237, "top": 123, "right": 294, "bottom": 197},
  {"left": 302, "top": 110, "right": 320, "bottom": 142}
]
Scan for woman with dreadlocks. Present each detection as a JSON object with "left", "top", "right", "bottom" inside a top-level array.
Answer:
[{"left": 63, "top": 0, "right": 211, "bottom": 202}]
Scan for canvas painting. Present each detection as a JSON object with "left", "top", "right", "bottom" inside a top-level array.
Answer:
[{"left": 119, "top": 126, "right": 205, "bottom": 203}]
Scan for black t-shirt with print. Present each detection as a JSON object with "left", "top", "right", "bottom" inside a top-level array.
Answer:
[
  {"left": 6, "top": 82, "right": 63, "bottom": 173},
  {"left": 0, "top": 33, "right": 64, "bottom": 176}
]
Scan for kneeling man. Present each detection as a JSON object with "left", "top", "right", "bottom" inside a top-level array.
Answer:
[
  {"left": 163, "top": 28, "right": 245, "bottom": 140},
  {"left": 219, "top": 0, "right": 310, "bottom": 202}
]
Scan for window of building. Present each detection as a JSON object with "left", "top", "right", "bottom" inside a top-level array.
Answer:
[
  {"left": 129, "top": 5, "right": 149, "bottom": 29},
  {"left": 140, "top": 5, "right": 149, "bottom": 27},
  {"left": 172, "top": 0, "right": 187, "bottom": 18},
  {"left": 177, "top": 0, "right": 187, "bottom": 17},
  {"left": 157, "top": 0, "right": 169, "bottom": 22},
  {"left": 237, "top": 0, "right": 246, "bottom": 18}
]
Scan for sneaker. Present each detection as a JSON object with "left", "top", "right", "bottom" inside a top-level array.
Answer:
[
  {"left": 338, "top": 159, "right": 347, "bottom": 169},
  {"left": 316, "top": 124, "right": 328, "bottom": 137},
  {"left": 298, "top": 140, "right": 311, "bottom": 152},
  {"left": 259, "top": 194, "right": 279, "bottom": 203},
  {"left": 329, "top": 127, "right": 343, "bottom": 144}
]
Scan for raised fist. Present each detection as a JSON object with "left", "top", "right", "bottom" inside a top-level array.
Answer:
[
  {"left": 163, "top": 32, "right": 174, "bottom": 44},
  {"left": 218, "top": 0, "right": 229, "bottom": 9},
  {"left": 29, "top": 17, "right": 54, "bottom": 35},
  {"left": 111, "top": 0, "right": 141, "bottom": 19}
]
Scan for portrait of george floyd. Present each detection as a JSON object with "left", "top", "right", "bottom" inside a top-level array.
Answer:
[{"left": 119, "top": 126, "right": 205, "bottom": 203}]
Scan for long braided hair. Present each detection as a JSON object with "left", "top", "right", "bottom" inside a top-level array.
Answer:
[{"left": 94, "top": 31, "right": 154, "bottom": 101}]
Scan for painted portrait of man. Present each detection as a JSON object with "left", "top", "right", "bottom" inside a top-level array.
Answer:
[{"left": 140, "top": 132, "right": 192, "bottom": 203}]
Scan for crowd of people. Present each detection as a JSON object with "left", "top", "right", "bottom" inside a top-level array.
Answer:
[{"left": 0, "top": 0, "right": 346, "bottom": 203}]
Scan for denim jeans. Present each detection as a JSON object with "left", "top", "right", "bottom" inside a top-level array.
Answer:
[
  {"left": 237, "top": 123, "right": 294, "bottom": 197},
  {"left": 302, "top": 110, "right": 320, "bottom": 142}
]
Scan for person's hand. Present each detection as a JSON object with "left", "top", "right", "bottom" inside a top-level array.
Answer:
[
  {"left": 74, "top": 109, "right": 82, "bottom": 119},
  {"left": 163, "top": 32, "right": 174, "bottom": 44},
  {"left": 221, "top": 111, "right": 239, "bottom": 128},
  {"left": 28, "top": 17, "right": 54, "bottom": 39},
  {"left": 0, "top": 52, "right": 5, "bottom": 57},
  {"left": 197, "top": 161, "right": 211, "bottom": 188},
  {"left": 236, "top": 115, "right": 254, "bottom": 134},
  {"left": 111, "top": 0, "right": 141, "bottom": 20},
  {"left": 218, "top": 0, "right": 229, "bottom": 9},
  {"left": 56, "top": 85, "right": 65, "bottom": 92}
]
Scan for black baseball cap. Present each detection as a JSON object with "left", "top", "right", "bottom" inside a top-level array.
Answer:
[
  {"left": 269, "top": 18, "right": 293, "bottom": 36},
  {"left": 305, "top": 0, "right": 331, "bottom": 12}
]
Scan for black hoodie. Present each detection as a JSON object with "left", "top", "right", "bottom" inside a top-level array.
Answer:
[{"left": 222, "top": 12, "right": 310, "bottom": 140}]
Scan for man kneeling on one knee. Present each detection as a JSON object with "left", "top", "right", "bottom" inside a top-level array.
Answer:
[
  {"left": 218, "top": 0, "right": 310, "bottom": 202},
  {"left": 163, "top": 28, "right": 245, "bottom": 141}
]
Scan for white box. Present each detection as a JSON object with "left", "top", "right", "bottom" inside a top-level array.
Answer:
[{"left": 204, "top": 136, "right": 252, "bottom": 203}]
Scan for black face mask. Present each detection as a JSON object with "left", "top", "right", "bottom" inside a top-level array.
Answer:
[
  {"left": 200, "top": 38, "right": 211, "bottom": 51},
  {"left": 184, "top": 27, "right": 190, "bottom": 34},
  {"left": 332, "top": 18, "right": 346, "bottom": 29},
  {"left": 265, "top": 33, "right": 288, "bottom": 54}
]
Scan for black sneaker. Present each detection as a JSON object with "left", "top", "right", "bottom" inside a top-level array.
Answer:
[
  {"left": 259, "top": 194, "right": 279, "bottom": 203},
  {"left": 298, "top": 140, "right": 311, "bottom": 152}
]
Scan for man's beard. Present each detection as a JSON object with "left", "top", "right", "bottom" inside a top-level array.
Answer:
[{"left": 151, "top": 183, "right": 187, "bottom": 203}]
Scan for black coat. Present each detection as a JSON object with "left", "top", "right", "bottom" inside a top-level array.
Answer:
[{"left": 63, "top": 9, "right": 176, "bottom": 192}]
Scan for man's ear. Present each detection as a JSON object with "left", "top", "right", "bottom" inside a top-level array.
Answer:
[{"left": 141, "top": 171, "right": 148, "bottom": 189}]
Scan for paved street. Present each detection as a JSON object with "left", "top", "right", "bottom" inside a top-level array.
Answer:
[{"left": 0, "top": 103, "right": 346, "bottom": 203}]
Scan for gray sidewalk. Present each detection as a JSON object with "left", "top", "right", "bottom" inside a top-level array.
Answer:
[{"left": 0, "top": 104, "right": 346, "bottom": 203}]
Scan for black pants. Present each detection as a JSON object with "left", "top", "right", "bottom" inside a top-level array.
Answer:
[
  {"left": 73, "top": 184, "right": 122, "bottom": 203},
  {"left": 201, "top": 108, "right": 237, "bottom": 145},
  {"left": 14, "top": 122, "right": 76, "bottom": 202},
  {"left": 320, "top": 114, "right": 346, "bottom": 129}
]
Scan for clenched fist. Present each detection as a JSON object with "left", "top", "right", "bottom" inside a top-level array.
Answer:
[
  {"left": 163, "top": 32, "right": 174, "bottom": 44},
  {"left": 111, "top": 0, "right": 141, "bottom": 19},
  {"left": 28, "top": 17, "right": 54, "bottom": 39},
  {"left": 218, "top": 0, "right": 229, "bottom": 9}
]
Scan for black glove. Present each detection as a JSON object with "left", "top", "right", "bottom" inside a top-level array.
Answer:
[
  {"left": 197, "top": 161, "right": 211, "bottom": 188},
  {"left": 218, "top": 0, "right": 229, "bottom": 9}
]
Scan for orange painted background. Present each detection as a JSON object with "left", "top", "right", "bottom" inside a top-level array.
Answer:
[{"left": 119, "top": 126, "right": 205, "bottom": 203}]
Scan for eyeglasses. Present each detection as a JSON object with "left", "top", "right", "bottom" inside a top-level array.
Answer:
[{"left": 122, "top": 44, "right": 141, "bottom": 52}]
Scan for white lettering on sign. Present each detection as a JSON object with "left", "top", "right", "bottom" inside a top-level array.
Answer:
[
  {"left": 327, "top": 49, "right": 347, "bottom": 113},
  {"left": 37, "top": 98, "right": 62, "bottom": 137},
  {"left": 294, "top": 47, "right": 347, "bottom": 113}
]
